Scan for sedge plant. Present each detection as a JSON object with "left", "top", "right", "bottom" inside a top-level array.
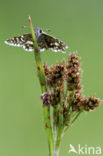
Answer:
[{"left": 26, "top": 16, "right": 101, "bottom": 156}]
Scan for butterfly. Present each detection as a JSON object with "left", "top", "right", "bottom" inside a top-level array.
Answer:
[{"left": 5, "top": 27, "right": 68, "bottom": 53}]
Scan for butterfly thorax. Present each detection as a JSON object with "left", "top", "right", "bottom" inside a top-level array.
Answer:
[{"left": 35, "top": 27, "right": 43, "bottom": 40}]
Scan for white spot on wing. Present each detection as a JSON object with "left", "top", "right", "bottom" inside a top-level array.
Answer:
[
  {"left": 23, "top": 45, "right": 33, "bottom": 52},
  {"left": 54, "top": 42, "right": 59, "bottom": 46},
  {"left": 50, "top": 48, "right": 66, "bottom": 53},
  {"left": 26, "top": 41, "right": 33, "bottom": 45},
  {"left": 40, "top": 48, "right": 46, "bottom": 52},
  {"left": 20, "top": 37, "right": 25, "bottom": 42},
  {"left": 50, "top": 48, "right": 58, "bottom": 52},
  {"left": 16, "top": 38, "right": 19, "bottom": 43},
  {"left": 4, "top": 40, "right": 22, "bottom": 47}
]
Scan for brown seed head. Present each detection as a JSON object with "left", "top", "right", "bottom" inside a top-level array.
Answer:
[
  {"left": 44, "top": 63, "right": 65, "bottom": 87},
  {"left": 67, "top": 91, "right": 84, "bottom": 111},
  {"left": 67, "top": 53, "right": 82, "bottom": 91},
  {"left": 50, "top": 87, "right": 60, "bottom": 106},
  {"left": 41, "top": 91, "right": 51, "bottom": 106},
  {"left": 84, "top": 96, "right": 101, "bottom": 111}
]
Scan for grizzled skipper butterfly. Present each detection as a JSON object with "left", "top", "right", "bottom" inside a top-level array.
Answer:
[{"left": 5, "top": 27, "right": 68, "bottom": 53}]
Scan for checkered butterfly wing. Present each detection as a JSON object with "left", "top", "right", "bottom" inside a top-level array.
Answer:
[
  {"left": 39, "top": 32, "right": 68, "bottom": 53},
  {"left": 5, "top": 33, "right": 34, "bottom": 51},
  {"left": 5, "top": 29, "right": 68, "bottom": 53}
]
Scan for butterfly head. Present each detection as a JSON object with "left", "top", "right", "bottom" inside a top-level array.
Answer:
[{"left": 35, "top": 27, "right": 43, "bottom": 39}]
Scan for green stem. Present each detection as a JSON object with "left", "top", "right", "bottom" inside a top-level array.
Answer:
[
  {"left": 53, "top": 106, "right": 58, "bottom": 130},
  {"left": 58, "top": 88, "right": 63, "bottom": 128},
  {"left": 67, "top": 89, "right": 75, "bottom": 114},
  {"left": 55, "top": 128, "right": 63, "bottom": 156},
  {"left": 28, "top": 16, "right": 46, "bottom": 92},
  {"left": 28, "top": 16, "right": 54, "bottom": 156},
  {"left": 63, "top": 89, "right": 75, "bottom": 127},
  {"left": 63, "top": 109, "right": 83, "bottom": 133},
  {"left": 71, "top": 109, "right": 83, "bottom": 125},
  {"left": 53, "top": 87, "right": 64, "bottom": 156}
]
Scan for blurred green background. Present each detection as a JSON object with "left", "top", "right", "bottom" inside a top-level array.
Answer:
[{"left": 0, "top": 0, "right": 103, "bottom": 156}]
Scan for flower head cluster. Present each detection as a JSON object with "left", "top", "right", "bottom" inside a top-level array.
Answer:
[
  {"left": 41, "top": 53, "right": 101, "bottom": 128},
  {"left": 67, "top": 53, "right": 81, "bottom": 91},
  {"left": 84, "top": 96, "right": 101, "bottom": 111},
  {"left": 67, "top": 91, "right": 84, "bottom": 111},
  {"left": 41, "top": 91, "right": 51, "bottom": 106},
  {"left": 67, "top": 91, "right": 100, "bottom": 112},
  {"left": 41, "top": 87, "right": 61, "bottom": 107},
  {"left": 43, "top": 63, "right": 65, "bottom": 87}
]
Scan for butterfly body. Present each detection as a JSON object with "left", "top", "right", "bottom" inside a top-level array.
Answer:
[{"left": 5, "top": 27, "right": 68, "bottom": 53}]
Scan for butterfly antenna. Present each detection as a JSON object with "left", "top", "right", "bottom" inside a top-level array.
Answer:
[
  {"left": 46, "top": 28, "right": 51, "bottom": 32},
  {"left": 21, "top": 25, "right": 30, "bottom": 29}
]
